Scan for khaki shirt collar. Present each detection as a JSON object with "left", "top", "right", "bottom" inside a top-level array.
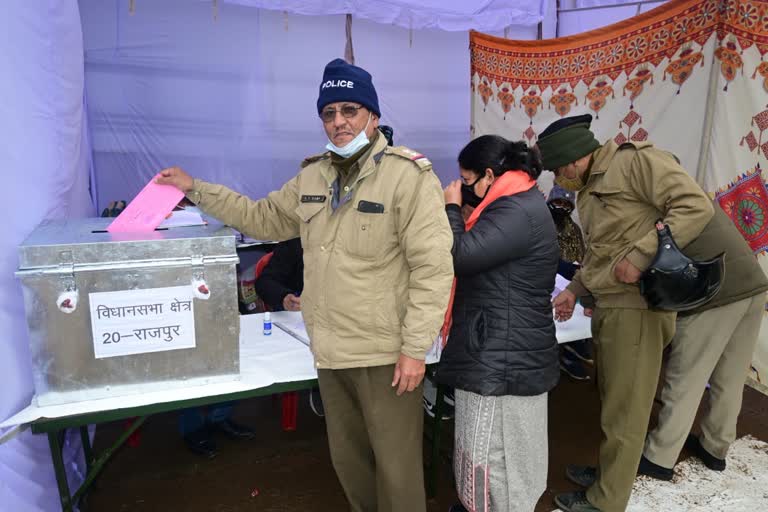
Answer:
[{"left": 355, "top": 133, "right": 389, "bottom": 184}]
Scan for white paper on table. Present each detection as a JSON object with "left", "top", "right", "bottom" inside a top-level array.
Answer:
[
  {"left": 240, "top": 314, "right": 316, "bottom": 381},
  {"left": 159, "top": 209, "right": 207, "bottom": 228},
  {"left": 271, "top": 311, "right": 311, "bottom": 347}
]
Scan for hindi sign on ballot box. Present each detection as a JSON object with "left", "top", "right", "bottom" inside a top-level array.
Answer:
[{"left": 16, "top": 218, "right": 241, "bottom": 406}]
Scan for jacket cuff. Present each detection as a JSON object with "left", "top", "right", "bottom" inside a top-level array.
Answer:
[
  {"left": 625, "top": 247, "right": 654, "bottom": 272},
  {"left": 445, "top": 204, "right": 461, "bottom": 213},
  {"left": 566, "top": 280, "right": 589, "bottom": 297},
  {"left": 185, "top": 179, "right": 209, "bottom": 205},
  {"left": 400, "top": 345, "right": 427, "bottom": 361}
]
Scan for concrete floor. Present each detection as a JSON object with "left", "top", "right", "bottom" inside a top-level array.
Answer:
[{"left": 83, "top": 370, "right": 768, "bottom": 512}]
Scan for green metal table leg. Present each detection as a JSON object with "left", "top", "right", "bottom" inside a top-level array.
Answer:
[
  {"left": 47, "top": 431, "right": 73, "bottom": 512},
  {"left": 79, "top": 425, "right": 93, "bottom": 475},
  {"left": 70, "top": 416, "right": 148, "bottom": 504}
]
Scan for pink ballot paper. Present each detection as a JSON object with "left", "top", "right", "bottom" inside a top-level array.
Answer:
[{"left": 107, "top": 174, "right": 185, "bottom": 233}]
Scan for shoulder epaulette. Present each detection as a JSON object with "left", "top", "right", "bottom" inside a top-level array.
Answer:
[
  {"left": 301, "top": 152, "right": 331, "bottom": 168},
  {"left": 385, "top": 146, "right": 433, "bottom": 172}
]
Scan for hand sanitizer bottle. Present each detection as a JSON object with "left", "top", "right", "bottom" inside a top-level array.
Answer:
[{"left": 263, "top": 311, "right": 272, "bottom": 336}]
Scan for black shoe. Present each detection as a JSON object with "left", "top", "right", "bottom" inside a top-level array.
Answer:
[
  {"left": 637, "top": 454, "right": 673, "bottom": 481},
  {"left": 554, "top": 490, "right": 601, "bottom": 512},
  {"left": 448, "top": 504, "right": 468, "bottom": 512},
  {"left": 685, "top": 434, "right": 726, "bottom": 471},
  {"left": 564, "top": 339, "right": 593, "bottom": 364},
  {"left": 215, "top": 419, "right": 256, "bottom": 440},
  {"left": 565, "top": 464, "right": 597, "bottom": 487},
  {"left": 561, "top": 354, "right": 590, "bottom": 381},
  {"left": 183, "top": 429, "right": 217, "bottom": 459}
]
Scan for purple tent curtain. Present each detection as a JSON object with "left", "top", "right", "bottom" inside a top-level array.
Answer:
[
  {"left": 223, "top": 0, "right": 547, "bottom": 32},
  {"left": 81, "top": 1, "right": 483, "bottom": 211},
  {"left": 0, "top": 1, "right": 94, "bottom": 510}
]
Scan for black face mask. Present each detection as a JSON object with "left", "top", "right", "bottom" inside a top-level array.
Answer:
[{"left": 461, "top": 176, "right": 487, "bottom": 208}]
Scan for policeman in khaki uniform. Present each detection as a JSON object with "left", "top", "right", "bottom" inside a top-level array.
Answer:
[
  {"left": 640, "top": 204, "right": 768, "bottom": 478},
  {"left": 158, "top": 59, "right": 454, "bottom": 512},
  {"left": 537, "top": 114, "right": 714, "bottom": 512}
]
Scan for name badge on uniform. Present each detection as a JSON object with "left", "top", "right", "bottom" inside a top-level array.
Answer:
[{"left": 301, "top": 195, "right": 327, "bottom": 203}]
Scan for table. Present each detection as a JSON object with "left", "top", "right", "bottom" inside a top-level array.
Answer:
[{"left": 2, "top": 309, "right": 592, "bottom": 511}]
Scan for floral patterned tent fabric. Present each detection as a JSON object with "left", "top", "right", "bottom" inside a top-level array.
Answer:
[{"left": 470, "top": 0, "right": 768, "bottom": 394}]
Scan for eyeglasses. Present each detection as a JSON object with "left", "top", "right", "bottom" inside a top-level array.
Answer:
[{"left": 320, "top": 104, "right": 366, "bottom": 123}]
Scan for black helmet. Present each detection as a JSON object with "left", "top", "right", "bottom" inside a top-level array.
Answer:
[{"left": 639, "top": 221, "right": 725, "bottom": 312}]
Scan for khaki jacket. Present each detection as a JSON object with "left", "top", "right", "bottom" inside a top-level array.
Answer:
[
  {"left": 567, "top": 140, "right": 714, "bottom": 308},
  {"left": 188, "top": 134, "right": 454, "bottom": 369},
  {"left": 681, "top": 203, "right": 768, "bottom": 314}
]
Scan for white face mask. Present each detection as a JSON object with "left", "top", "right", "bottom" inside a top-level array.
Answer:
[{"left": 326, "top": 114, "right": 372, "bottom": 158}]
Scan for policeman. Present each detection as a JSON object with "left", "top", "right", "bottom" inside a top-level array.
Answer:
[
  {"left": 157, "top": 58, "right": 454, "bottom": 512},
  {"left": 537, "top": 114, "right": 714, "bottom": 512}
]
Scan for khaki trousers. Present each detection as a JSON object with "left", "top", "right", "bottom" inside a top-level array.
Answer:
[
  {"left": 586, "top": 308, "right": 676, "bottom": 512},
  {"left": 317, "top": 364, "right": 426, "bottom": 512},
  {"left": 644, "top": 294, "right": 764, "bottom": 466}
]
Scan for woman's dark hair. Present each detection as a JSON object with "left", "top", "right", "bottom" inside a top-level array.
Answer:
[{"left": 458, "top": 135, "right": 542, "bottom": 180}]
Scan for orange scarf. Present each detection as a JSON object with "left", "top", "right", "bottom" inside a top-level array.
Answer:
[{"left": 440, "top": 171, "right": 536, "bottom": 346}]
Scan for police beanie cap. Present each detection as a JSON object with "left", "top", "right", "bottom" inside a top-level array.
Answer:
[{"left": 317, "top": 58, "right": 380, "bottom": 118}]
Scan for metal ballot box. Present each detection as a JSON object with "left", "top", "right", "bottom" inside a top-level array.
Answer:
[{"left": 16, "top": 218, "right": 241, "bottom": 406}]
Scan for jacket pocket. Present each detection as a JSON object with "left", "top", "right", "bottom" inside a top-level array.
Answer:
[
  {"left": 467, "top": 308, "right": 487, "bottom": 353},
  {"left": 295, "top": 203, "right": 325, "bottom": 249},
  {"left": 342, "top": 209, "right": 390, "bottom": 260},
  {"left": 588, "top": 188, "right": 623, "bottom": 200}
]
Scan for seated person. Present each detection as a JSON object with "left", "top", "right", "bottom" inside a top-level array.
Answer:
[
  {"left": 254, "top": 238, "right": 304, "bottom": 311},
  {"left": 547, "top": 185, "right": 593, "bottom": 380}
]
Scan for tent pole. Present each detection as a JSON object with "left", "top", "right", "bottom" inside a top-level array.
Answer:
[{"left": 344, "top": 14, "right": 355, "bottom": 64}]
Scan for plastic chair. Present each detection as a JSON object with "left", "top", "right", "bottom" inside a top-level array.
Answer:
[{"left": 254, "top": 252, "right": 274, "bottom": 284}]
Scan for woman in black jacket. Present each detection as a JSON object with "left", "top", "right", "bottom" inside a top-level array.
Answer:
[{"left": 437, "top": 135, "right": 559, "bottom": 512}]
